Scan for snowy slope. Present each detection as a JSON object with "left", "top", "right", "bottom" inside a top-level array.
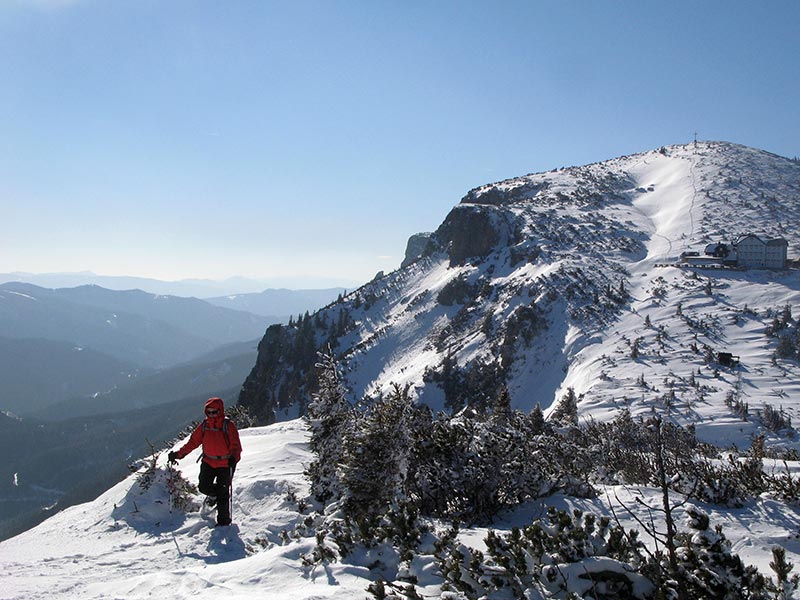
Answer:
[
  {"left": 562, "top": 144, "right": 800, "bottom": 450},
  {"left": 3, "top": 419, "right": 800, "bottom": 599},
  {"left": 241, "top": 141, "right": 800, "bottom": 455},
  {"left": 1, "top": 421, "right": 332, "bottom": 600}
]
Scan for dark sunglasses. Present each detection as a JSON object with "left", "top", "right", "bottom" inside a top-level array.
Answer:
[{"left": 206, "top": 409, "right": 220, "bottom": 416}]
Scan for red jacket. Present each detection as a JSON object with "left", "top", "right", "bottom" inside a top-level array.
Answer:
[{"left": 176, "top": 397, "right": 242, "bottom": 468}]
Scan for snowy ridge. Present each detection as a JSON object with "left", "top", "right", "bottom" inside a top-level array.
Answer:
[
  {"left": 241, "top": 141, "right": 800, "bottom": 454},
  {"left": 3, "top": 419, "right": 800, "bottom": 599}
]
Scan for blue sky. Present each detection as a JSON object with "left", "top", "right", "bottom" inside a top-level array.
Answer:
[{"left": 1, "top": 1, "right": 798, "bottom": 287}]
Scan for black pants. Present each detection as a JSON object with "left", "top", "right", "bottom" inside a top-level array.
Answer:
[{"left": 198, "top": 462, "right": 232, "bottom": 524}]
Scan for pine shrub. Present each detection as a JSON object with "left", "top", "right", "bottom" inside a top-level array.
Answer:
[
  {"left": 302, "top": 361, "right": 796, "bottom": 597},
  {"left": 305, "top": 351, "right": 353, "bottom": 504},
  {"left": 673, "top": 506, "right": 768, "bottom": 600}
]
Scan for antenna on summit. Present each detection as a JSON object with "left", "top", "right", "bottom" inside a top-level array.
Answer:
[{"left": 693, "top": 131, "right": 698, "bottom": 147}]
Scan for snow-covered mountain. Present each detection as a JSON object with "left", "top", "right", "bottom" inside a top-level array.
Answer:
[
  {"left": 4, "top": 141, "right": 800, "bottom": 599},
  {"left": 240, "top": 141, "right": 800, "bottom": 452}
]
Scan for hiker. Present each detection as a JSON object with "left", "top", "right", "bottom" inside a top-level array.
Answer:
[{"left": 168, "top": 397, "right": 242, "bottom": 526}]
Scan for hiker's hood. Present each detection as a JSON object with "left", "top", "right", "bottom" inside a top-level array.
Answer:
[{"left": 204, "top": 397, "right": 225, "bottom": 423}]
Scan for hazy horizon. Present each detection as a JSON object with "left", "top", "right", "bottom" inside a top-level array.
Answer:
[{"left": 0, "top": 269, "right": 362, "bottom": 293}]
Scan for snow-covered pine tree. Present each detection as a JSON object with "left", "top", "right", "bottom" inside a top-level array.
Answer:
[
  {"left": 675, "top": 506, "right": 768, "bottom": 600},
  {"left": 769, "top": 546, "right": 799, "bottom": 600},
  {"left": 487, "top": 387, "right": 551, "bottom": 509},
  {"left": 463, "top": 408, "right": 507, "bottom": 519},
  {"left": 441, "top": 401, "right": 526, "bottom": 521},
  {"left": 527, "top": 403, "right": 546, "bottom": 435},
  {"left": 305, "top": 350, "right": 353, "bottom": 504},
  {"left": 410, "top": 412, "right": 477, "bottom": 519},
  {"left": 456, "top": 507, "right": 653, "bottom": 599},
  {"left": 339, "top": 383, "right": 414, "bottom": 520},
  {"left": 550, "top": 386, "right": 579, "bottom": 426}
]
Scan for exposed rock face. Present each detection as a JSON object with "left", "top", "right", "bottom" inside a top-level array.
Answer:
[
  {"left": 435, "top": 205, "right": 509, "bottom": 266},
  {"left": 401, "top": 232, "right": 434, "bottom": 268},
  {"left": 238, "top": 322, "right": 318, "bottom": 422},
  {"left": 238, "top": 325, "right": 286, "bottom": 422}
]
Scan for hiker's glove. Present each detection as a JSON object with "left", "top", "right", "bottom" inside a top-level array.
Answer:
[
  {"left": 168, "top": 451, "right": 179, "bottom": 464},
  {"left": 228, "top": 457, "right": 237, "bottom": 468}
]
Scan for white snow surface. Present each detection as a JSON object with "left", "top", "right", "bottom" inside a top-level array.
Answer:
[
  {"left": 2, "top": 421, "right": 336, "bottom": 600},
  {"left": 3, "top": 419, "right": 800, "bottom": 599}
]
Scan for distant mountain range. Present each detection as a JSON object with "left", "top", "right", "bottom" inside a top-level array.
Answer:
[
  {"left": 0, "top": 271, "right": 359, "bottom": 298},
  {"left": 0, "top": 282, "right": 269, "bottom": 373},
  {"left": 33, "top": 339, "right": 259, "bottom": 421},
  {"left": 0, "top": 282, "right": 345, "bottom": 416},
  {"left": 0, "top": 336, "right": 138, "bottom": 415}
]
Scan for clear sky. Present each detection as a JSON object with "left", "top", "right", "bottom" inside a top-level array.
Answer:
[{"left": 1, "top": 1, "right": 798, "bottom": 288}]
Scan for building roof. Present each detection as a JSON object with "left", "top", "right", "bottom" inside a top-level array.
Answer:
[
  {"left": 735, "top": 234, "right": 765, "bottom": 245},
  {"left": 766, "top": 238, "right": 789, "bottom": 247},
  {"left": 734, "top": 234, "right": 788, "bottom": 246}
]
